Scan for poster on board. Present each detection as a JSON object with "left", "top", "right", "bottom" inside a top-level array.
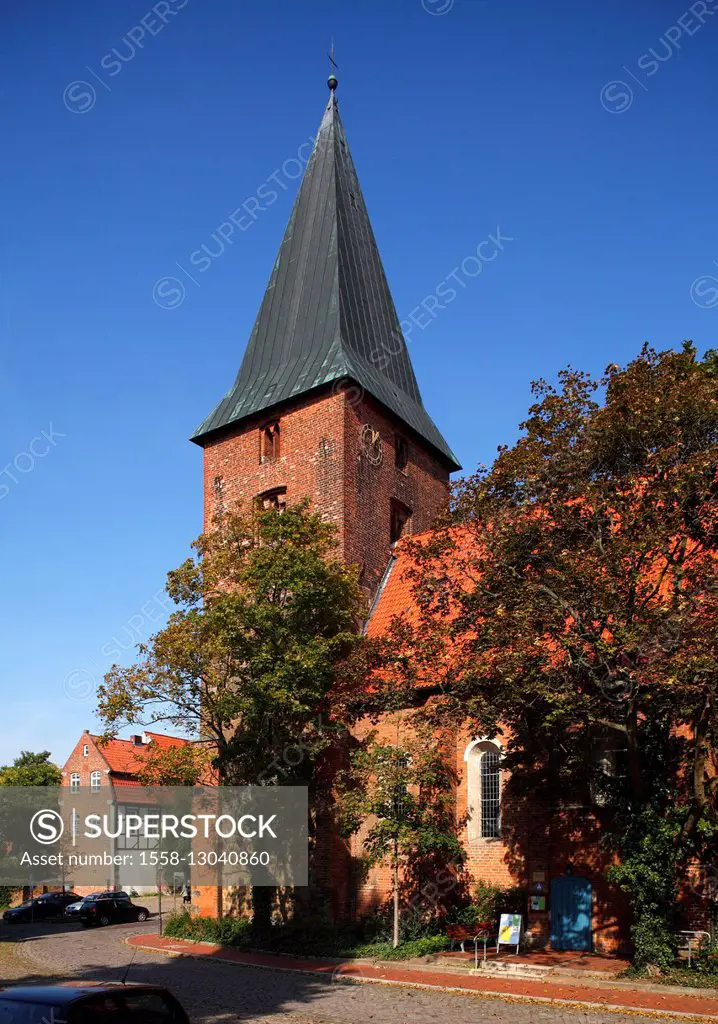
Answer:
[{"left": 497, "top": 913, "right": 522, "bottom": 954}]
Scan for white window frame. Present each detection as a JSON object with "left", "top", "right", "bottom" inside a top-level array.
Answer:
[
  {"left": 83, "top": 744, "right": 89, "bottom": 757},
  {"left": 90, "top": 771, "right": 101, "bottom": 790},
  {"left": 70, "top": 772, "right": 80, "bottom": 792}
]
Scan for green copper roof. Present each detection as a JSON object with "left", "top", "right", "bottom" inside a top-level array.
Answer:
[{"left": 191, "top": 91, "right": 460, "bottom": 470}]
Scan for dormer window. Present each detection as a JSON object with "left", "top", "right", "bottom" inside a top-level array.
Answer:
[
  {"left": 257, "top": 487, "right": 287, "bottom": 512},
  {"left": 260, "top": 421, "right": 280, "bottom": 463},
  {"left": 395, "top": 435, "right": 409, "bottom": 471},
  {"left": 390, "top": 499, "right": 412, "bottom": 545}
]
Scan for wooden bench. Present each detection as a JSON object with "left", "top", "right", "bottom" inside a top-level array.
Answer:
[{"left": 444, "top": 925, "right": 489, "bottom": 962}]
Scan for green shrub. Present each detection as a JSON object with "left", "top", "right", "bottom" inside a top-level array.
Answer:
[
  {"left": 352, "top": 935, "right": 448, "bottom": 960},
  {"left": 363, "top": 906, "right": 440, "bottom": 943},
  {"left": 630, "top": 915, "right": 676, "bottom": 973},
  {"left": 695, "top": 937, "right": 718, "bottom": 977},
  {"left": 449, "top": 880, "right": 525, "bottom": 928},
  {"left": 162, "top": 911, "right": 446, "bottom": 960},
  {"left": 0, "top": 887, "right": 15, "bottom": 909},
  {"left": 163, "top": 911, "right": 252, "bottom": 948}
]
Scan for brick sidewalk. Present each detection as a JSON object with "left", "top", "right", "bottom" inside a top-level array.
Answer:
[{"left": 128, "top": 933, "right": 718, "bottom": 1020}]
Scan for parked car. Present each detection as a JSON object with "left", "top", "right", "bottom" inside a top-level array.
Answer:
[
  {"left": 3, "top": 892, "right": 80, "bottom": 924},
  {"left": 65, "top": 891, "right": 130, "bottom": 920},
  {"left": 0, "top": 984, "right": 189, "bottom": 1023},
  {"left": 78, "top": 894, "right": 149, "bottom": 927}
]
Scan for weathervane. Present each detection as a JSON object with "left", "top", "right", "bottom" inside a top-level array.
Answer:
[{"left": 328, "top": 39, "right": 339, "bottom": 91}]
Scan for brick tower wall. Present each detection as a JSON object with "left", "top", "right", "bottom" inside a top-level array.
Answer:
[
  {"left": 201, "top": 387, "right": 451, "bottom": 597},
  {"left": 344, "top": 394, "right": 451, "bottom": 595},
  {"left": 201, "top": 390, "right": 347, "bottom": 544}
]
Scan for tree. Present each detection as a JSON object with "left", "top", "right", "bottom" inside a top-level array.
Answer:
[
  {"left": 0, "top": 751, "right": 61, "bottom": 787},
  {"left": 97, "top": 502, "right": 365, "bottom": 919},
  {"left": 98, "top": 503, "right": 363, "bottom": 784},
  {"left": 338, "top": 725, "right": 464, "bottom": 947},
  {"left": 0, "top": 751, "right": 62, "bottom": 902},
  {"left": 135, "top": 742, "right": 213, "bottom": 787},
  {"left": 401, "top": 343, "right": 718, "bottom": 965}
]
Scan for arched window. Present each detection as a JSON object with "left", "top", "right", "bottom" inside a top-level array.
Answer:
[
  {"left": 464, "top": 739, "right": 502, "bottom": 842},
  {"left": 257, "top": 487, "right": 287, "bottom": 511},
  {"left": 70, "top": 772, "right": 80, "bottom": 792},
  {"left": 90, "top": 771, "right": 101, "bottom": 790}
]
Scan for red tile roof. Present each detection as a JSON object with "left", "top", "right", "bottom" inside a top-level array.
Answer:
[
  {"left": 91, "top": 732, "right": 191, "bottom": 776},
  {"left": 366, "top": 528, "right": 474, "bottom": 640}
]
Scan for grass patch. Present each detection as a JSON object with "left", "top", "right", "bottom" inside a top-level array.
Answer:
[
  {"left": 351, "top": 936, "right": 448, "bottom": 960},
  {"left": 659, "top": 969, "right": 718, "bottom": 991}
]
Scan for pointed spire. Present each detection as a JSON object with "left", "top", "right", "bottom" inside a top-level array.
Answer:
[{"left": 192, "top": 83, "right": 459, "bottom": 470}]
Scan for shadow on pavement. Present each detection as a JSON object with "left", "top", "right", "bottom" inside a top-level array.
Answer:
[{"left": 0, "top": 918, "right": 357, "bottom": 1023}]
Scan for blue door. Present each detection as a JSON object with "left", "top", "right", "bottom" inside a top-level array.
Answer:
[{"left": 550, "top": 876, "right": 592, "bottom": 951}]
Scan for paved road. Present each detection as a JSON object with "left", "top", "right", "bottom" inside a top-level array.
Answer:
[{"left": 0, "top": 915, "right": 670, "bottom": 1024}]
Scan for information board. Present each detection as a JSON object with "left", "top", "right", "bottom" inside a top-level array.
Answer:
[{"left": 497, "top": 912, "right": 522, "bottom": 954}]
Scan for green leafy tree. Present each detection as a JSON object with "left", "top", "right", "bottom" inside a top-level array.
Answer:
[
  {"left": 401, "top": 343, "right": 718, "bottom": 967},
  {"left": 98, "top": 503, "right": 363, "bottom": 785},
  {"left": 0, "top": 751, "right": 61, "bottom": 787},
  {"left": 0, "top": 751, "right": 62, "bottom": 901},
  {"left": 338, "top": 726, "right": 464, "bottom": 947},
  {"left": 97, "top": 502, "right": 365, "bottom": 923}
]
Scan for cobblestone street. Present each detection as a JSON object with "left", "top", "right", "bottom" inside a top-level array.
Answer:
[{"left": 0, "top": 914, "right": 679, "bottom": 1024}]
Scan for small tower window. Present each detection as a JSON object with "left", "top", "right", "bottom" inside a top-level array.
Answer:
[
  {"left": 257, "top": 487, "right": 287, "bottom": 511},
  {"left": 82, "top": 744, "right": 89, "bottom": 757},
  {"left": 390, "top": 499, "right": 412, "bottom": 545},
  {"left": 395, "top": 435, "right": 409, "bottom": 471},
  {"left": 260, "top": 421, "right": 280, "bottom": 463}
]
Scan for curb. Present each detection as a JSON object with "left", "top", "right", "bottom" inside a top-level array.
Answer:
[{"left": 128, "top": 937, "right": 718, "bottom": 1022}]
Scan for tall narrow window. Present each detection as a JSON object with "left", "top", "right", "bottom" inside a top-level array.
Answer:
[
  {"left": 465, "top": 739, "right": 502, "bottom": 843},
  {"left": 395, "top": 435, "right": 409, "bottom": 471},
  {"left": 390, "top": 499, "right": 412, "bottom": 545},
  {"left": 480, "top": 750, "right": 501, "bottom": 838},
  {"left": 90, "top": 771, "right": 101, "bottom": 790},
  {"left": 82, "top": 744, "right": 89, "bottom": 757},
  {"left": 70, "top": 772, "right": 80, "bottom": 792},
  {"left": 260, "top": 422, "right": 280, "bottom": 463}
]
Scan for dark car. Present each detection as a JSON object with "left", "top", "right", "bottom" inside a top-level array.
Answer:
[
  {"left": 0, "top": 984, "right": 189, "bottom": 1024},
  {"left": 65, "top": 891, "right": 130, "bottom": 920},
  {"left": 78, "top": 894, "right": 149, "bottom": 927},
  {"left": 3, "top": 892, "right": 80, "bottom": 924}
]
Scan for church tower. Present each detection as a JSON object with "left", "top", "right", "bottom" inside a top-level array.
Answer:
[{"left": 192, "top": 76, "right": 460, "bottom": 597}]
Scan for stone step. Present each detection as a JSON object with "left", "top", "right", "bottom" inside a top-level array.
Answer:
[{"left": 472, "top": 961, "right": 553, "bottom": 979}]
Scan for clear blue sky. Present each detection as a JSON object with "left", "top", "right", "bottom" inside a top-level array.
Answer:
[{"left": 1, "top": 0, "right": 716, "bottom": 767}]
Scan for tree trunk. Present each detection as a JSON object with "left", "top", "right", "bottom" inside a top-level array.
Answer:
[
  {"left": 625, "top": 701, "right": 646, "bottom": 802},
  {"left": 682, "top": 687, "right": 715, "bottom": 841},
  {"left": 252, "top": 885, "right": 273, "bottom": 938},
  {"left": 392, "top": 841, "right": 400, "bottom": 948}
]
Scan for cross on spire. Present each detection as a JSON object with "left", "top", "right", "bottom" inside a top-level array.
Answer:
[{"left": 328, "top": 39, "right": 338, "bottom": 91}]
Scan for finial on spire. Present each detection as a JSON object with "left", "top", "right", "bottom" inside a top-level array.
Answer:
[{"left": 328, "top": 38, "right": 339, "bottom": 91}]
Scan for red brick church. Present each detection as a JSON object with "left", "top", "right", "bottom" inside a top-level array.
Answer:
[{"left": 188, "top": 76, "right": 634, "bottom": 953}]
